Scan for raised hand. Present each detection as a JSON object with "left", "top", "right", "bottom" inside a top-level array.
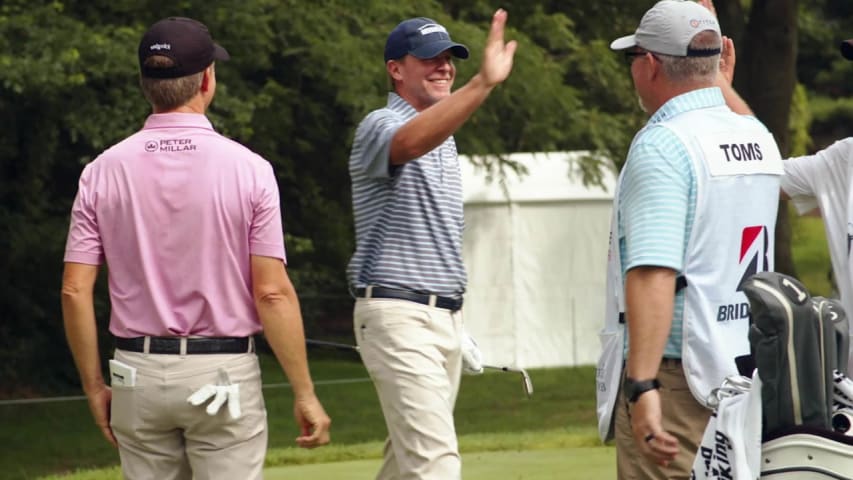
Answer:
[
  {"left": 697, "top": 0, "right": 717, "bottom": 18},
  {"left": 479, "top": 9, "right": 518, "bottom": 87},
  {"left": 719, "top": 36, "right": 736, "bottom": 84}
]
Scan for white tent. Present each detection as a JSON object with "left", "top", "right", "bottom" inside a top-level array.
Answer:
[{"left": 460, "top": 152, "right": 617, "bottom": 369}]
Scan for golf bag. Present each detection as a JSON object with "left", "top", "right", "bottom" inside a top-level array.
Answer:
[
  {"left": 741, "top": 272, "right": 835, "bottom": 437},
  {"left": 693, "top": 272, "right": 853, "bottom": 479}
]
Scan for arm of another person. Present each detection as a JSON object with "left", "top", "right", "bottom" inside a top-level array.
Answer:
[
  {"left": 61, "top": 262, "right": 116, "bottom": 447},
  {"left": 389, "top": 9, "right": 517, "bottom": 165},
  {"left": 715, "top": 35, "right": 754, "bottom": 116},
  {"left": 251, "top": 255, "right": 331, "bottom": 448}
]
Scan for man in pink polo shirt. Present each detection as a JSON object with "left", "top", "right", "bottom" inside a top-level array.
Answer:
[{"left": 61, "top": 16, "right": 330, "bottom": 479}]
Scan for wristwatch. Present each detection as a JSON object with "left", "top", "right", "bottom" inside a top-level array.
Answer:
[{"left": 623, "top": 377, "right": 661, "bottom": 403}]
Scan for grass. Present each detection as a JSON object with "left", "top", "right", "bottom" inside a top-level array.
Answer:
[
  {"left": 789, "top": 211, "right": 833, "bottom": 297},
  {"left": 2, "top": 351, "right": 602, "bottom": 480},
  {"left": 5, "top": 213, "right": 832, "bottom": 479},
  {"left": 262, "top": 447, "right": 615, "bottom": 479}
]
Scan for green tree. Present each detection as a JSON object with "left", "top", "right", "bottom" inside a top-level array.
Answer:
[{"left": 0, "top": 0, "right": 637, "bottom": 394}]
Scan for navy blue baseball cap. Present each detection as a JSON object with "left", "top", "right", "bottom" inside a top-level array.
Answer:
[
  {"left": 139, "top": 17, "right": 229, "bottom": 78},
  {"left": 384, "top": 17, "right": 469, "bottom": 62}
]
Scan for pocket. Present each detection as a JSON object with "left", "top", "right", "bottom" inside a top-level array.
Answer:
[
  {"left": 110, "top": 384, "right": 140, "bottom": 437},
  {"left": 182, "top": 358, "right": 266, "bottom": 441}
]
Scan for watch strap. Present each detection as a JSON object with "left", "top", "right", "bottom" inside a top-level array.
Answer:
[{"left": 625, "top": 377, "right": 661, "bottom": 403}]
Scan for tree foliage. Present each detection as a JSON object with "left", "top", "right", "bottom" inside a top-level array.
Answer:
[{"left": 1, "top": 0, "right": 851, "bottom": 394}]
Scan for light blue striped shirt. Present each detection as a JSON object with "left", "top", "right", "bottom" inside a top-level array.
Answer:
[
  {"left": 619, "top": 87, "right": 728, "bottom": 357},
  {"left": 347, "top": 93, "right": 466, "bottom": 296}
]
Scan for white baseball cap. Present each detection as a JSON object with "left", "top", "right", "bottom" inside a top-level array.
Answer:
[{"left": 610, "top": 0, "right": 721, "bottom": 57}]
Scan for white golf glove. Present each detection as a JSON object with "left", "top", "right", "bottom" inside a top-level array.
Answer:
[
  {"left": 461, "top": 329, "right": 484, "bottom": 375},
  {"left": 187, "top": 369, "right": 242, "bottom": 419}
]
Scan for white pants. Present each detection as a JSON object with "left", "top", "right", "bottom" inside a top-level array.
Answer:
[
  {"left": 111, "top": 350, "right": 267, "bottom": 480},
  {"left": 354, "top": 298, "right": 464, "bottom": 480}
]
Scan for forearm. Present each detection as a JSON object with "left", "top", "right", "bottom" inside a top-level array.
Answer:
[
  {"left": 256, "top": 290, "right": 315, "bottom": 398},
  {"left": 716, "top": 74, "right": 753, "bottom": 116},
  {"left": 61, "top": 286, "right": 104, "bottom": 393},
  {"left": 624, "top": 266, "right": 676, "bottom": 380},
  {"left": 390, "top": 74, "right": 494, "bottom": 164}
]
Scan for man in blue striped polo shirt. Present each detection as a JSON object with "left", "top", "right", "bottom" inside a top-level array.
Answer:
[
  {"left": 595, "top": 1, "right": 783, "bottom": 479},
  {"left": 347, "top": 9, "right": 516, "bottom": 480}
]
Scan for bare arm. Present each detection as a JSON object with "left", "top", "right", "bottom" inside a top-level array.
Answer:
[
  {"left": 389, "top": 9, "right": 518, "bottom": 165},
  {"left": 625, "top": 266, "right": 675, "bottom": 384},
  {"left": 61, "top": 262, "right": 116, "bottom": 447},
  {"left": 624, "top": 266, "right": 679, "bottom": 466},
  {"left": 251, "top": 255, "right": 330, "bottom": 448}
]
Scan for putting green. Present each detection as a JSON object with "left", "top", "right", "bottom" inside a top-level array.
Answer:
[{"left": 265, "top": 446, "right": 615, "bottom": 479}]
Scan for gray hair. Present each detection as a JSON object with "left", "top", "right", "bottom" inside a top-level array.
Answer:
[
  {"left": 139, "top": 56, "right": 206, "bottom": 110},
  {"left": 656, "top": 30, "right": 720, "bottom": 84}
]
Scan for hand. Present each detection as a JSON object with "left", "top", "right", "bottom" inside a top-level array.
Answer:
[
  {"left": 461, "top": 329, "right": 484, "bottom": 375},
  {"left": 697, "top": 0, "right": 717, "bottom": 18},
  {"left": 293, "top": 393, "right": 331, "bottom": 448},
  {"left": 629, "top": 389, "right": 679, "bottom": 467},
  {"left": 719, "top": 36, "right": 736, "bottom": 85},
  {"left": 86, "top": 384, "right": 117, "bottom": 448},
  {"left": 479, "top": 9, "right": 518, "bottom": 87}
]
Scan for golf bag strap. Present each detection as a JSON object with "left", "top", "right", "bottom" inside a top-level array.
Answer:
[{"left": 676, "top": 275, "right": 687, "bottom": 293}]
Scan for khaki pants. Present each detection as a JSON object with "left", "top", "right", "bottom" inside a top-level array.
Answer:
[
  {"left": 111, "top": 350, "right": 267, "bottom": 480},
  {"left": 354, "top": 298, "right": 463, "bottom": 480},
  {"left": 615, "top": 359, "right": 712, "bottom": 480}
]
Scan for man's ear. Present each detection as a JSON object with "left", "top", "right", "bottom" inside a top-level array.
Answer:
[
  {"left": 201, "top": 66, "right": 213, "bottom": 93},
  {"left": 386, "top": 59, "right": 403, "bottom": 82},
  {"left": 646, "top": 53, "right": 661, "bottom": 82}
]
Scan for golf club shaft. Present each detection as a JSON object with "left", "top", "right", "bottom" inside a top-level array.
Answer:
[
  {"left": 306, "top": 340, "right": 534, "bottom": 398},
  {"left": 306, "top": 339, "right": 360, "bottom": 352}
]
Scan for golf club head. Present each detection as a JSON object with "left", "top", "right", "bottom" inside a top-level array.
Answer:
[
  {"left": 519, "top": 369, "right": 533, "bottom": 398},
  {"left": 483, "top": 365, "right": 533, "bottom": 399}
]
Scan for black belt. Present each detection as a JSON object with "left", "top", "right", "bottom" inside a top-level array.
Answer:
[
  {"left": 115, "top": 336, "right": 253, "bottom": 355},
  {"left": 355, "top": 287, "right": 463, "bottom": 312}
]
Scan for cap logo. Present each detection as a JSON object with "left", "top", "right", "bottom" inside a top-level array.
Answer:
[
  {"left": 149, "top": 43, "right": 171, "bottom": 51},
  {"left": 689, "top": 18, "right": 717, "bottom": 29},
  {"left": 418, "top": 24, "right": 447, "bottom": 36}
]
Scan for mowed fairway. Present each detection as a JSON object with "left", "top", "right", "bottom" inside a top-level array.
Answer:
[{"left": 266, "top": 447, "right": 615, "bottom": 479}]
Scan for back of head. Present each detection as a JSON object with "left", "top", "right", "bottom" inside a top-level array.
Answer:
[
  {"left": 138, "top": 17, "right": 230, "bottom": 110},
  {"left": 611, "top": 0, "right": 722, "bottom": 84}
]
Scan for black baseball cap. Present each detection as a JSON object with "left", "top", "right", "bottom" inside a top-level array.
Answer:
[
  {"left": 384, "top": 17, "right": 469, "bottom": 62},
  {"left": 138, "top": 17, "right": 229, "bottom": 78},
  {"left": 842, "top": 39, "right": 853, "bottom": 60}
]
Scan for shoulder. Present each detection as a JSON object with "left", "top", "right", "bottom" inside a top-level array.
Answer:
[
  {"left": 356, "top": 108, "right": 404, "bottom": 135},
  {"left": 787, "top": 137, "right": 853, "bottom": 171},
  {"left": 627, "top": 125, "right": 692, "bottom": 173}
]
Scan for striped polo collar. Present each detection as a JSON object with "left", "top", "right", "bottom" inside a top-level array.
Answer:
[
  {"left": 387, "top": 93, "right": 418, "bottom": 117},
  {"left": 648, "top": 86, "right": 725, "bottom": 124}
]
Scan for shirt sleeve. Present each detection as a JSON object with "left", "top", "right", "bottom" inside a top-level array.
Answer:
[
  {"left": 64, "top": 164, "right": 104, "bottom": 265},
  {"left": 619, "top": 127, "right": 693, "bottom": 272},
  {"left": 781, "top": 138, "right": 853, "bottom": 214},
  {"left": 350, "top": 109, "right": 405, "bottom": 179},
  {"left": 249, "top": 160, "right": 287, "bottom": 262}
]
